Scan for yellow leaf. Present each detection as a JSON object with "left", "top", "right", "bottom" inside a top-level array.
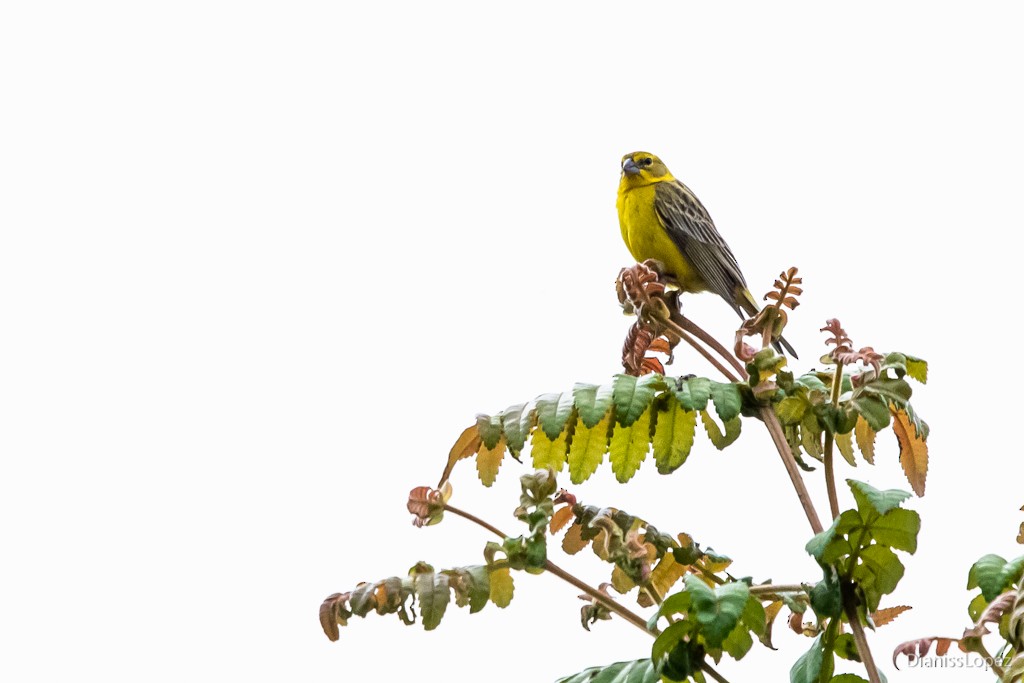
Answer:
[
  {"left": 834, "top": 430, "right": 856, "bottom": 466},
  {"left": 855, "top": 415, "right": 876, "bottom": 464},
  {"left": 892, "top": 409, "right": 928, "bottom": 496},
  {"left": 611, "top": 565, "right": 635, "bottom": 594},
  {"left": 701, "top": 410, "right": 741, "bottom": 450},
  {"left": 644, "top": 552, "right": 686, "bottom": 603},
  {"left": 561, "top": 523, "right": 588, "bottom": 555},
  {"left": 530, "top": 424, "right": 568, "bottom": 472},
  {"left": 800, "top": 413, "right": 822, "bottom": 461},
  {"left": 761, "top": 600, "right": 783, "bottom": 649},
  {"left": 871, "top": 605, "right": 911, "bottom": 627},
  {"left": 568, "top": 413, "right": 612, "bottom": 484},
  {"left": 609, "top": 408, "right": 651, "bottom": 483},
  {"left": 653, "top": 398, "right": 696, "bottom": 473},
  {"left": 438, "top": 424, "right": 481, "bottom": 486},
  {"left": 549, "top": 505, "right": 575, "bottom": 534},
  {"left": 475, "top": 436, "right": 506, "bottom": 487},
  {"left": 488, "top": 566, "right": 514, "bottom": 608}
]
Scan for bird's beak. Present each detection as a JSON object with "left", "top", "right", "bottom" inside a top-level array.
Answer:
[{"left": 621, "top": 158, "right": 641, "bottom": 176}]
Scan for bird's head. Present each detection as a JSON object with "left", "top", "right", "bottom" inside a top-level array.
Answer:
[{"left": 620, "top": 152, "right": 673, "bottom": 186}]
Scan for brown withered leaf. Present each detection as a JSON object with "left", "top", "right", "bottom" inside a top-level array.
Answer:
[
  {"left": 550, "top": 505, "right": 575, "bottom": 534},
  {"left": 964, "top": 590, "right": 1016, "bottom": 639},
  {"left": 438, "top": 424, "right": 482, "bottom": 487},
  {"left": 893, "top": 637, "right": 962, "bottom": 669},
  {"left": 319, "top": 592, "right": 351, "bottom": 641},
  {"left": 892, "top": 409, "right": 928, "bottom": 496},
  {"left": 640, "top": 357, "right": 666, "bottom": 376},
  {"left": 871, "top": 605, "right": 911, "bottom": 627},
  {"left": 407, "top": 484, "right": 450, "bottom": 527}
]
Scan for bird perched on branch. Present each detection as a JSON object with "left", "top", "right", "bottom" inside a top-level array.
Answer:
[{"left": 616, "top": 151, "right": 797, "bottom": 357}]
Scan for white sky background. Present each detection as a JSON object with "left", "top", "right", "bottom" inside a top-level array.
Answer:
[{"left": 2, "top": 2, "right": 1023, "bottom": 681}]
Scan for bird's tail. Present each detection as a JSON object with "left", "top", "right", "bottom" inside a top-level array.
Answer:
[{"left": 736, "top": 288, "right": 798, "bottom": 359}]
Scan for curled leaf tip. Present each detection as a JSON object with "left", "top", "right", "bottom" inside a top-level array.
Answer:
[
  {"left": 617, "top": 263, "right": 681, "bottom": 376},
  {"left": 407, "top": 484, "right": 450, "bottom": 527}
]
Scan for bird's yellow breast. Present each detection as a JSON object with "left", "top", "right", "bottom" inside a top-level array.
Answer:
[{"left": 616, "top": 183, "right": 707, "bottom": 293}]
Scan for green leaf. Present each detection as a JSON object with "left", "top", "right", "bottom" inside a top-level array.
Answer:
[
  {"left": 809, "top": 569, "right": 842, "bottom": 619},
  {"left": 609, "top": 409, "right": 651, "bottom": 483},
  {"left": 795, "top": 373, "right": 828, "bottom": 392},
  {"left": 722, "top": 595, "right": 767, "bottom": 660},
  {"left": 861, "top": 377, "right": 913, "bottom": 406},
  {"left": 415, "top": 572, "right": 450, "bottom": 630},
  {"left": 500, "top": 403, "right": 533, "bottom": 456},
  {"left": 853, "top": 545, "right": 904, "bottom": 610},
  {"left": 652, "top": 621, "right": 691, "bottom": 667},
  {"left": 536, "top": 392, "right": 576, "bottom": 440},
  {"left": 830, "top": 675, "right": 870, "bottom": 682},
  {"left": 710, "top": 382, "right": 743, "bottom": 421},
  {"left": 701, "top": 410, "right": 741, "bottom": 449},
  {"left": 465, "top": 565, "right": 490, "bottom": 614},
  {"left": 721, "top": 618, "right": 754, "bottom": 660},
  {"left": 776, "top": 396, "right": 807, "bottom": 425},
  {"left": 573, "top": 383, "right": 615, "bottom": 429},
  {"left": 790, "top": 635, "right": 825, "bottom": 683},
  {"left": 658, "top": 589, "right": 693, "bottom": 618},
  {"left": 968, "top": 554, "right": 1010, "bottom": 601},
  {"left": 833, "top": 633, "right": 861, "bottom": 662},
  {"left": 1002, "top": 554, "right": 1024, "bottom": 587},
  {"left": 905, "top": 355, "right": 928, "bottom": 384},
  {"left": 848, "top": 480, "right": 911, "bottom": 517},
  {"left": 555, "top": 659, "right": 659, "bottom": 683},
  {"left": 652, "top": 397, "right": 697, "bottom": 474},
  {"left": 868, "top": 508, "right": 920, "bottom": 553},
  {"left": 613, "top": 373, "right": 663, "bottom": 426},
  {"left": 806, "top": 517, "right": 839, "bottom": 562},
  {"left": 674, "top": 376, "right": 711, "bottom": 411},
  {"left": 567, "top": 412, "right": 611, "bottom": 484},
  {"left": 850, "top": 395, "right": 891, "bottom": 431},
  {"left": 686, "top": 575, "right": 749, "bottom": 648},
  {"left": 475, "top": 413, "right": 503, "bottom": 450}
]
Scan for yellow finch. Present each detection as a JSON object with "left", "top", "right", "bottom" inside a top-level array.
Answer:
[{"left": 616, "top": 151, "right": 797, "bottom": 357}]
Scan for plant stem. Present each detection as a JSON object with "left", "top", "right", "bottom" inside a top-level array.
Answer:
[
  {"left": 701, "top": 663, "right": 733, "bottom": 683},
  {"left": 443, "top": 503, "right": 508, "bottom": 539},
  {"left": 749, "top": 583, "right": 808, "bottom": 597},
  {"left": 844, "top": 602, "right": 882, "bottom": 683},
  {"left": 759, "top": 406, "right": 824, "bottom": 535},
  {"left": 675, "top": 317, "right": 749, "bottom": 380},
  {"left": 968, "top": 640, "right": 1006, "bottom": 680},
  {"left": 443, "top": 503, "right": 656, "bottom": 637},
  {"left": 822, "top": 361, "right": 845, "bottom": 520}
]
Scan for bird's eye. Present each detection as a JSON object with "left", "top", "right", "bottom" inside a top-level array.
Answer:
[{"left": 642, "top": 158, "right": 653, "bottom": 166}]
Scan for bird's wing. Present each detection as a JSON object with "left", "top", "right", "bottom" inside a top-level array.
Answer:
[{"left": 653, "top": 180, "right": 750, "bottom": 312}]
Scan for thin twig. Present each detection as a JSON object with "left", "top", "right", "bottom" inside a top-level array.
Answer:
[
  {"left": 749, "top": 583, "right": 808, "bottom": 597},
  {"left": 701, "top": 662, "right": 733, "bottom": 683},
  {"left": 759, "top": 407, "right": 825, "bottom": 535},
  {"left": 443, "top": 503, "right": 508, "bottom": 539},
  {"left": 676, "top": 317, "right": 749, "bottom": 380},
  {"left": 443, "top": 503, "right": 656, "bottom": 637},
  {"left": 642, "top": 303, "right": 742, "bottom": 382},
  {"left": 822, "top": 361, "right": 845, "bottom": 520}
]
